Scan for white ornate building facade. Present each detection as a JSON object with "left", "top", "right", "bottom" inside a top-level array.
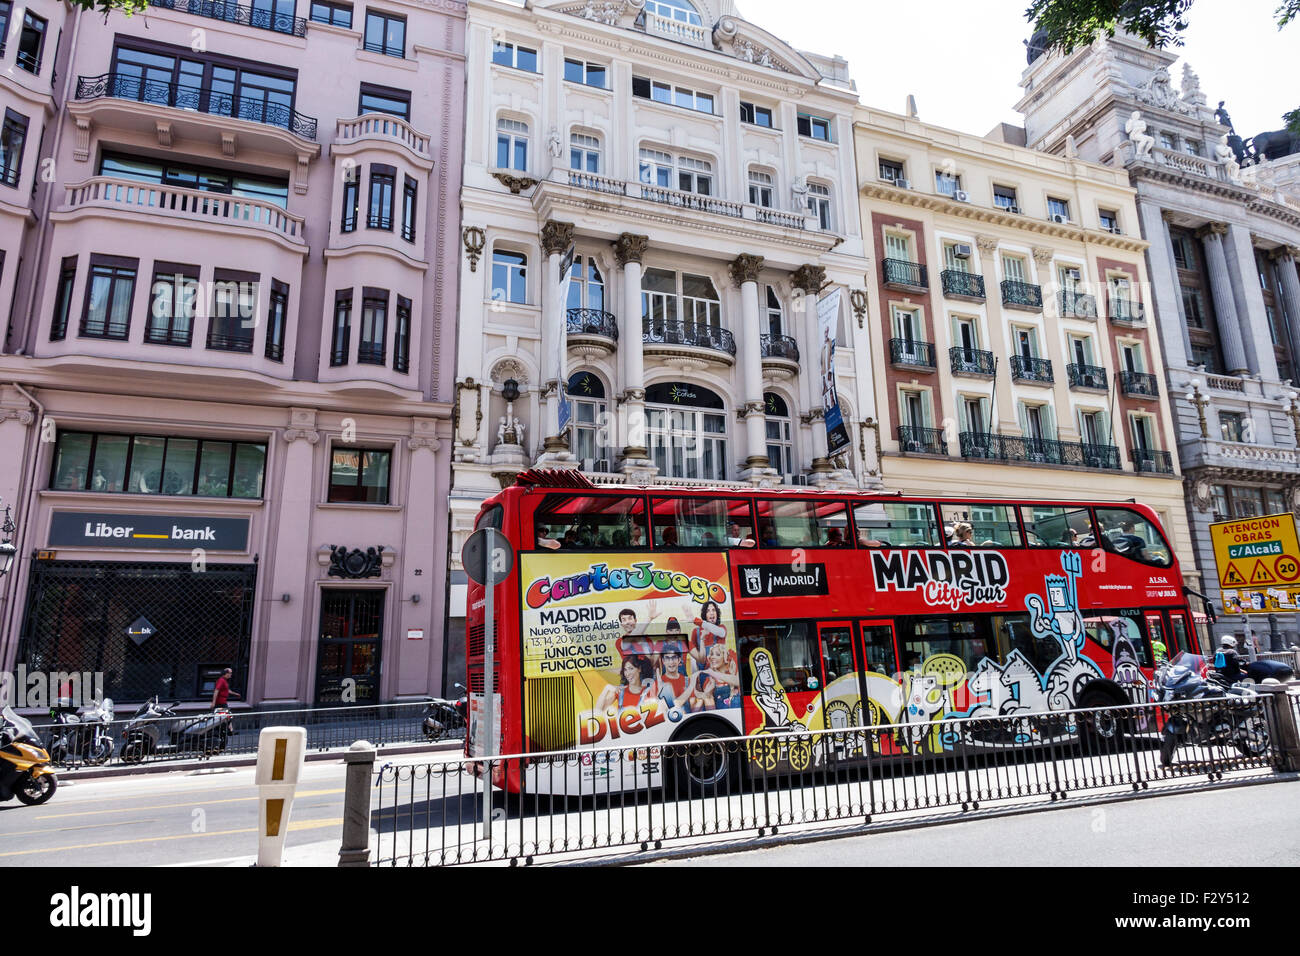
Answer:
[
  {"left": 1016, "top": 34, "right": 1300, "bottom": 647},
  {"left": 447, "top": 0, "right": 878, "bottom": 663}
]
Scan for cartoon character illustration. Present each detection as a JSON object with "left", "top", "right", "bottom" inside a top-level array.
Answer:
[
  {"left": 1025, "top": 551, "right": 1102, "bottom": 711},
  {"left": 750, "top": 647, "right": 793, "bottom": 729},
  {"left": 967, "top": 650, "right": 1049, "bottom": 720},
  {"left": 745, "top": 647, "right": 814, "bottom": 771},
  {"left": 901, "top": 672, "right": 945, "bottom": 752}
]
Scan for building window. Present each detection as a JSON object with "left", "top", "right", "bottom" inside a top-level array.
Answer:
[
  {"left": 1171, "top": 234, "right": 1191, "bottom": 269},
  {"left": 331, "top": 290, "right": 352, "bottom": 366},
  {"left": 357, "top": 289, "right": 387, "bottom": 365},
  {"left": 567, "top": 372, "right": 610, "bottom": 470},
  {"left": 566, "top": 256, "right": 604, "bottom": 311},
  {"left": 879, "top": 159, "right": 905, "bottom": 184},
  {"left": 147, "top": 263, "right": 199, "bottom": 347},
  {"left": 328, "top": 447, "right": 392, "bottom": 503},
  {"left": 81, "top": 257, "right": 138, "bottom": 340},
  {"left": 645, "top": 0, "right": 701, "bottom": 24},
  {"left": 17, "top": 10, "right": 45, "bottom": 74},
  {"left": 765, "top": 392, "right": 793, "bottom": 479},
  {"left": 807, "top": 181, "right": 831, "bottom": 230},
  {"left": 1218, "top": 411, "right": 1245, "bottom": 443},
  {"left": 341, "top": 174, "right": 359, "bottom": 233},
  {"left": 492, "top": 249, "right": 528, "bottom": 305},
  {"left": 399, "top": 174, "right": 417, "bottom": 242},
  {"left": 570, "top": 132, "right": 601, "bottom": 173},
  {"left": 52, "top": 431, "right": 266, "bottom": 498},
  {"left": 207, "top": 271, "right": 258, "bottom": 352},
  {"left": 1159, "top": 132, "right": 1177, "bottom": 151},
  {"left": 358, "top": 84, "right": 410, "bottom": 120},
  {"left": 366, "top": 164, "right": 395, "bottom": 230},
  {"left": 748, "top": 168, "right": 773, "bottom": 207},
  {"left": 393, "top": 295, "right": 411, "bottom": 373},
  {"left": 934, "top": 169, "right": 961, "bottom": 197},
  {"left": 310, "top": 1, "right": 352, "bottom": 27},
  {"left": 993, "top": 184, "right": 1019, "bottom": 211},
  {"left": 642, "top": 269, "right": 721, "bottom": 339},
  {"left": 50, "top": 256, "right": 78, "bottom": 342},
  {"left": 0, "top": 110, "right": 27, "bottom": 188},
  {"left": 364, "top": 9, "right": 405, "bottom": 56},
  {"left": 638, "top": 147, "right": 713, "bottom": 196},
  {"left": 491, "top": 41, "right": 538, "bottom": 72},
  {"left": 564, "top": 58, "right": 606, "bottom": 88},
  {"left": 1184, "top": 140, "right": 1202, "bottom": 156},
  {"left": 1047, "top": 196, "right": 1071, "bottom": 221},
  {"left": 496, "top": 116, "right": 529, "bottom": 171},
  {"left": 766, "top": 286, "right": 784, "bottom": 336},
  {"left": 100, "top": 151, "right": 289, "bottom": 207},
  {"left": 1002, "top": 253, "right": 1028, "bottom": 284},
  {"left": 0, "top": 1, "right": 10, "bottom": 57},
  {"left": 644, "top": 383, "right": 727, "bottom": 482},
  {"left": 1099, "top": 209, "right": 1119, "bottom": 233},
  {"left": 265, "top": 279, "right": 288, "bottom": 362},
  {"left": 631, "top": 76, "right": 715, "bottom": 114},
  {"left": 796, "top": 112, "right": 831, "bottom": 141},
  {"left": 740, "top": 101, "right": 773, "bottom": 127}
]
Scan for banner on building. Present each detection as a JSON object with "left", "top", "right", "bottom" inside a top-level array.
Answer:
[{"left": 817, "top": 288, "right": 851, "bottom": 456}]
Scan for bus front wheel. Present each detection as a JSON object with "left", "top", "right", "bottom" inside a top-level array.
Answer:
[
  {"left": 668, "top": 721, "right": 741, "bottom": 796},
  {"left": 1079, "top": 689, "right": 1127, "bottom": 752}
]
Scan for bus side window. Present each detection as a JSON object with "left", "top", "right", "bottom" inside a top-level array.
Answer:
[
  {"left": 940, "top": 503, "right": 1022, "bottom": 548},
  {"left": 650, "top": 496, "right": 754, "bottom": 549},
  {"left": 1020, "top": 505, "right": 1095, "bottom": 549},
  {"left": 534, "top": 494, "right": 647, "bottom": 549},
  {"left": 1094, "top": 506, "right": 1173, "bottom": 568},
  {"left": 861, "top": 625, "right": 897, "bottom": 675},
  {"left": 852, "top": 502, "right": 940, "bottom": 548},
  {"left": 738, "top": 621, "right": 819, "bottom": 694},
  {"left": 754, "top": 499, "right": 848, "bottom": 548}
]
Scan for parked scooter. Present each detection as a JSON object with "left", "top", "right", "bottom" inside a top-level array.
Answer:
[
  {"left": 47, "top": 698, "right": 116, "bottom": 766},
  {"left": 119, "top": 696, "right": 234, "bottom": 764},
  {"left": 422, "top": 683, "right": 468, "bottom": 742},
  {"left": 1158, "top": 653, "right": 1269, "bottom": 766},
  {"left": 1, "top": 707, "right": 58, "bottom": 805}
]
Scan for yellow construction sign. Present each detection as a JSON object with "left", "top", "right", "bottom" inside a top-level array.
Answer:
[{"left": 1209, "top": 512, "right": 1300, "bottom": 615}]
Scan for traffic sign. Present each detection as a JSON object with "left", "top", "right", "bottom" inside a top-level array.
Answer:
[
  {"left": 461, "top": 528, "right": 514, "bottom": 586},
  {"left": 1209, "top": 513, "right": 1300, "bottom": 615}
]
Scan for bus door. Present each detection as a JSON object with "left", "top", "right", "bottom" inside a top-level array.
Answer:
[
  {"left": 816, "top": 620, "right": 897, "bottom": 761},
  {"left": 1166, "top": 609, "right": 1194, "bottom": 659},
  {"left": 1144, "top": 612, "right": 1168, "bottom": 664}
]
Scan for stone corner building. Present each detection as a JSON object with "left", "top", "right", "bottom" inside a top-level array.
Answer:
[{"left": 1016, "top": 32, "right": 1300, "bottom": 647}]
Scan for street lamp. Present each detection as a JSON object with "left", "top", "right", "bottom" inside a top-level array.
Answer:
[
  {"left": 0, "top": 503, "right": 16, "bottom": 578},
  {"left": 1185, "top": 379, "right": 1210, "bottom": 440},
  {"left": 500, "top": 378, "right": 521, "bottom": 446}
]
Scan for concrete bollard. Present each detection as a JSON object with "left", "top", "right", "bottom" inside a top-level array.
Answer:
[
  {"left": 1258, "top": 687, "right": 1300, "bottom": 773},
  {"left": 255, "top": 726, "right": 307, "bottom": 867},
  {"left": 338, "top": 739, "right": 376, "bottom": 868}
]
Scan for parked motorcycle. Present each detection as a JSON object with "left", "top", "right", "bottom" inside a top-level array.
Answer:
[
  {"left": 1, "top": 707, "right": 58, "bottom": 805},
  {"left": 120, "top": 696, "right": 234, "bottom": 764},
  {"left": 1158, "top": 653, "right": 1269, "bottom": 766},
  {"left": 47, "top": 698, "right": 116, "bottom": 766},
  {"left": 422, "top": 683, "right": 468, "bottom": 742}
]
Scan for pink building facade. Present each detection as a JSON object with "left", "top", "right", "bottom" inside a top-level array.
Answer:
[{"left": 0, "top": 0, "right": 465, "bottom": 706}]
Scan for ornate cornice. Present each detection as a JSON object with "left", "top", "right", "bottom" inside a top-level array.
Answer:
[
  {"left": 1195, "top": 221, "right": 1229, "bottom": 239},
  {"left": 541, "top": 219, "right": 575, "bottom": 256},
  {"left": 975, "top": 234, "right": 999, "bottom": 253},
  {"left": 613, "top": 232, "right": 649, "bottom": 266},
  {"left": 791, "top": 263, "right": 826, "bottom": 295},
  {"left": 728, "top": 253, "right": 765, "bottom": 287},
  {"left": 1031, "top": 245, "right": 1055, "bottom": 264},
  {"left": 1267, "top": 245, "right": 1300, "bottom": 263},
  {"left": 1128, "top": 162, "right": 1300, "bottom": 230}
]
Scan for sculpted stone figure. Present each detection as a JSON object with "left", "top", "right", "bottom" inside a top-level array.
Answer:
[
  {"left": 1215, "top": 134, "right": 1241, "bottom": 182},
  {"left": 1126, "top": 111, "right": 1154, "bottom": 160}
]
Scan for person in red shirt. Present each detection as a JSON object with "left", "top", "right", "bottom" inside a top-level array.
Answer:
[{"left": 211, "top": 668, "right": 240, "bottom": 710}]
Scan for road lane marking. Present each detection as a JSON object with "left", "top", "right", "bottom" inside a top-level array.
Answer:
[
  {"left": 0, "top": 817, "right": 343, "bottom": 858},
  {"left": 29, "top": 788, "right": 345, "bottom": 821}
]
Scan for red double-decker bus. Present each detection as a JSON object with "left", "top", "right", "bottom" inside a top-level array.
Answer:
[{"left": 465, "top": 470, "right": 1198, "bottom": 792}]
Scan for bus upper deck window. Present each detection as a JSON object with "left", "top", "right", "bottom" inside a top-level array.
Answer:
[
  {"left": 940, "top": 504, "right": 1022, "bottom": 548},
  {"left": 1021, "top": 505, "right": 1095, "bottom": 549},
  {"left": 652, "top": 497, "right": 754, "bottom": 548},
  {"left": 853, "top": 502, "right": 940, "bottom": 548},
  {"left": 1094, "top": 506, "right": 1173, "bottom": 568},
  {"left": 755, "top": 498, "right": 849, "bottom": 548},
  {"left": 533, "top": 494, "right": 647, "bottom": 550}
]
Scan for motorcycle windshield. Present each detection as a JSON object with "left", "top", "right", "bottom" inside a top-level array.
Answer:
[
  {"left": 2, "top": 706, "right": 38, "bottom": 742},
  {"left": 1170, "top": 652, "right": 1206, "bottom": 675}
]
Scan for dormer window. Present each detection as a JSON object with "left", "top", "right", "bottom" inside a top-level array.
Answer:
[{"left": 645, "top": 0, "right": 701, "bottom": 26}]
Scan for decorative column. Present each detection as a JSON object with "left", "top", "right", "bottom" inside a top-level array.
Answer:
[
  {"left": 1156, "top": 210, "right": 1195, "bottom": 363},
  {"left": 396, "top": 420, "right": 441, "bottom": 695},
  {"left": 792, "top": 263, "right": 831, "bottom": 476},
  {"left": 540, "top": 219, "right": 575, "bottom": 456},
  {"left": 1271, "top": 246, "right": 1300, "bottom": 371},
  {"left": 613, "top": 233, "right": 651, "bottom": 469},
  {"left": 730, "top": 253, "right": 772, "bottom": 480},
  {"left": 1197, "top": 222, "right": 1250, "bottom": 374}
]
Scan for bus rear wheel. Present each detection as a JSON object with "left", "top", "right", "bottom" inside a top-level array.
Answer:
[
  {"left": 668, "top": 722, "right": 741, "bottom": 796},
  {"left": 1078, "top": 689, "right": 1127, "bottom": 753}
]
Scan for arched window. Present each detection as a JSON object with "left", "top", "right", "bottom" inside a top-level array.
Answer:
[
  {"left": 638, "top": 146, "right": 713, "bottom": 196},
  {"left": 765, "top": 286, "right": 784, "bottom": 337},
  {"left": 748, "top": 168, "right": 774, "bottom": 208},
  {"left": 644, "top": 382, "right": 727, "bottom": 481},
  {"left": 567, "top": 371, "right": 611, "bottom": 471},
  {"left": 807, "top": 181, "right": 832, "bottom": 230},
  {"left": 645, "top": 0, "right": 701, "bottom": 25},
  {"left": 570, "top": 131, "right": 601, "bottom": 174},
  {"left": 492, "top": 248, "right": 527, "bottom": 304},
  {"left": 764, "top": 392, "right": 794, "bottom": 480},
  {"left": 496, "top": 116, "right": 529, "bottom": 172}
]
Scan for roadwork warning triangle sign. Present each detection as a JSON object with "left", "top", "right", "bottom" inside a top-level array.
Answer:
[
  {"left": 1250, "top": 560, "right": 1275, "bottom": 585},
  {"left": 1223, "top": 562, "right": 1246, "bottom": 586}
]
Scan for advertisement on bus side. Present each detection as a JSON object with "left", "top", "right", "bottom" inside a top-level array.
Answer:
[{"left": 519, "top": 551, "right": 742, "bottom": 753}]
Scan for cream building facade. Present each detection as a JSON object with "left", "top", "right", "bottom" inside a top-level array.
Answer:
[{"left": 854, "top": 106, "right": 1198, "bottom": 587}]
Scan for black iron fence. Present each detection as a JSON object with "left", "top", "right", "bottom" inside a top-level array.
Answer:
[
  {"left": 760, "top": 333, "right": 799, "bottom": 361},
  {"left": 897, "top": 424, "right": 948, "bottom": 455},
  {"left": 882, "top": 258, "right": 927, "bottom": 289},
  {"left": 1121, "top": 370, "right": 1159, "bottom": 397},
  {"left": 29, "top": 699, "right": 455, "bottom": 769},
  {"left": 1010, "top": 354, "right": 1053, "bottom": 383},
  {"left": 1059, "top": 289, "right": 1098, "bottom": 319},
  {"left": 149, "top": 0, "right": 309, "bottom": 36},
  {"left": 889, "top": 338, "right": 935, "bottom": 368},
  {"left": 1110, "top": 298, "right": 1146, "bottom": 326},
  {"left": 642, "top": 318, "right": 737, "bottom": 356},
  {"left": 1132, "top": 447, "right": 1175, "bottom": 475},
  {"left": 1001, "top": 279, "right": 1043, "bottom": 309},
  {"left": 949, "top": 346, "right": 995, "bottom": 376},
  {"left": 940, "top": 269, "right": 985, "bottom": 299},
  {"left": 1067, "top": 362, "right": 1108, "bottom": 390},
  {"left": 357, "top": 693, "right": 1295, "bottom": 867},
  {"left": 959, "top": 431, "right": 1120, "bottom": 469},
  {"left": 566, "top": 308, "right": 618, "bottom": 339}
]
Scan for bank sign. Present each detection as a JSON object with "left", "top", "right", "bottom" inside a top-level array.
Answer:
[{"left": 49, "top": 511, "right": 250, "bottom": 552}]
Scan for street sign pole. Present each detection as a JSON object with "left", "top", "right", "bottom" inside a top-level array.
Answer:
[
  {"left": 1242, "top": 614, "right": 1256, "bottom": 662},
  {"left": 481, "top": 532, "right": 495, "bottom": 841}
]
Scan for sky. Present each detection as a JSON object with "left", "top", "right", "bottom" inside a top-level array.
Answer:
[{"left": 736, "top": 0, "right": 1297, "bottom": 140}]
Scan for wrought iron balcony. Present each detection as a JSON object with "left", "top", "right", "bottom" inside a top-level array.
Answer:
[
  {"left": 79, "top": 319, "right": 130, "bottom": 340},
  {"left": 940, "top": 269, "right": 985, "bottom": 300},
  {"left": 75, "top": 73, "right": 319, "bottom": 141},
  {"left": 889, "top": 338, "right": 936, "bottom": 369},
  {"left": 1010, "top": 354, "right": 1053, "bottom": 384},
  {"left": 1121, "top": 370, "right": 1159, "bottom": 398},
  {"left": 1001, "top": 279, "right": 1043, "bottom": 310},
  {"left": 1132, "top": 448, "right": 1174, "bottom": 474},
  {"left": 949, "top": 347, "right": 995, "bottom": 376},
  {"left": 148, "top": 0, "right": 308, "bottom": 36},
  {"left": 1109, "top": 298, "right": 1146, "bottom": 326},
  {"left": 357, "top": 343, "right": 386, "bottom": 366},
  {"left": 882, "top": 258, "right": 928, "bottom": 290},
  {"left": 205, "top": 330, "right": 254, "bottom": 353},
  {"left": 897, "top": 424, "right": 948, "bottom": 455},
  {"left": 642, "top": 318, "right": 736, "bottom": 356},
  {"left": 1059, "top": 289, "right": 1098, "bottom": 320},
  {"left": 1067, "top": 363, "right": 1108, "bottom": 391},
  {"left": 959, "top": 432, "right": 1120, "bottom": 469},
  {"left": 760, "top": 333, "right": 800, "bottom": 362},
  {"left": 567, "top": 308, "right": 618, "bottom": 339}
]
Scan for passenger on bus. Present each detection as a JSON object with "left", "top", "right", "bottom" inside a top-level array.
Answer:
[
  {"left": 536, "top": 525, "right": 562, "bottom": 550},
  {"left": 701, "top": 531, "right": 719, "bottom": 548},
  {"left": 725, "top": 521, "right": 756, "bottom": 548},
  {"left": 758, "top": 521, "right": 779, "bottom": 547},
  {"left": 949, "top": 522, "right": 975, "bottom": 547},
  {"left": 824, "top": 527, "right": 845, "bottom": 547},
  {"left": 660, "top": 526, "right": 679, "bottom": 548},
  {"left": 1114, "top": 521, "right": 1147, "bottom": 556}
]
